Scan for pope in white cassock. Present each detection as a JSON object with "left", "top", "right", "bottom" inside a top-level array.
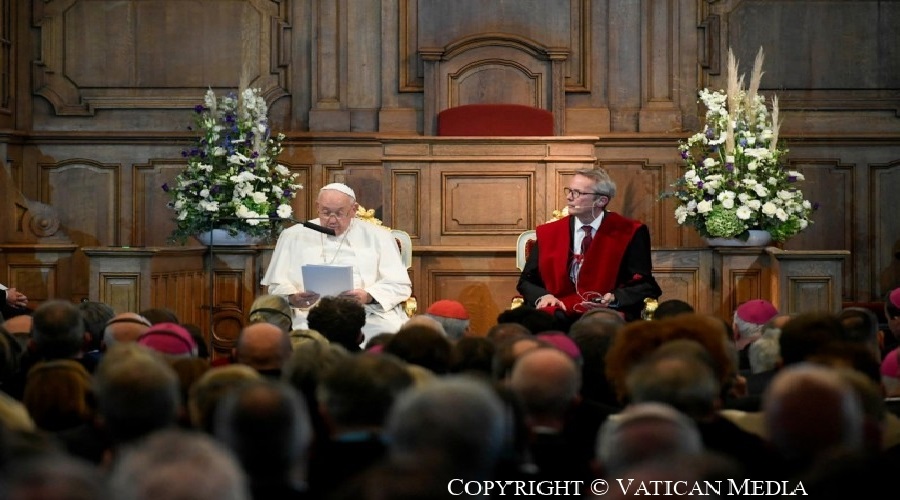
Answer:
[{"left": 261, "top": 182, "right": 411, "bottom": 344}]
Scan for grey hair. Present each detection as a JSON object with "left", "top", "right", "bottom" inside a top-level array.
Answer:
[
  {"left": 573, "top": 167, "right": 617, "bottom": 199},
  {"left": 107, "top": 429, "right": 250, "bottom": 500},
  {"left": 596, "top": 402, "right": 703, "bottom": 476}
]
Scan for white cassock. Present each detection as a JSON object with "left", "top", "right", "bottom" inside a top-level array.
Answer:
[{"left": 260, "top": 218, "right": 411, "bottom": 343}]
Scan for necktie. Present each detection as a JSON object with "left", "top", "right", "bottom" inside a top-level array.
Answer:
[{"left": 581, "top": 225, "right": 593, "bottom": 255}]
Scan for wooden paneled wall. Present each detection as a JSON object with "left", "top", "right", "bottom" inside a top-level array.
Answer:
[{"left": 1, "top": 1, "right": 898, "bottom": 327}]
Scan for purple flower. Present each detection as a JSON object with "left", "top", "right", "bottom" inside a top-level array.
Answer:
[
  {"left": 680, "top": 150, "right": 689, "bottom": 159},
  {"left": 162, "top": 183, "right": 169, "bottom": 192},
  {"left": 283, "top": 188, "right": 292, "bottom": 197},
  {"left": 211, "top": 185, "right": 221, "bottom": 195},
  {"left": 194, "top": 105, "right": 205, "bottom": 113},
  {"left": 725, "top": 164, "right": 734, "bottom": 172},
  {"left": 787, "top": 175, "right": 797, "bottom": 182}
]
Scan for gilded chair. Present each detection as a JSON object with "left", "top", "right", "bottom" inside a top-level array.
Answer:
[
  {"left": 511, "top": 208, "right": 568, "bottom": 308},
  {"left": 356, "top": 205, "right": 417, "bottom": 317}
]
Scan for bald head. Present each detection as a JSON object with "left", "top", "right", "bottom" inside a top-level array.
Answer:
[
  {"left": 235, "top": 322, "right": 293, "bottom": 374},
  {"left": 764, "top": 363, "right": 864, "bottom": 460},
  {"left": 509, "top": 347, "right": 580, "bottom": 421},
  {"left": 104, "top": 313, "right": 151, "bottom": 348}
]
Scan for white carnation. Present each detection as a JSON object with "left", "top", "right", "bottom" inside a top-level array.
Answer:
[
  {"left": 697, "top": 200, "right": 714, "bottom": 214},
  {"left": 761, "top": 202, "right": 777, "bottom": 215},
  {"left": 736, "top": 205, "right": 752, "bottom": 220},
  {"left": 277, "top": 204, "right": 293, "bottom": 218}
]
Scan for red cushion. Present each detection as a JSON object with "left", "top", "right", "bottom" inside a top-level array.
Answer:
[{"left": 437, "top": 104, "right": 553, "bottom": 136}]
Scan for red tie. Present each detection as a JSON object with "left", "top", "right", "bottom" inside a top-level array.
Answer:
[{"left": 581, "top": 225, "right": 593, "bottom": 255}]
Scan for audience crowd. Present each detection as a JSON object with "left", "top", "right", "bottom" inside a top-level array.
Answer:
[{"left": 0, "top": 288, "right": 899, "bottom": 499}]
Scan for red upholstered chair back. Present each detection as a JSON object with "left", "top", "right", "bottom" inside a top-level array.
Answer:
[{"left": 437, "top": 104, "right": 553, "bottom": 136}]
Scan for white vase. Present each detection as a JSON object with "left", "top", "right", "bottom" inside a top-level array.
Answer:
[
  {"left": 194, "top": 229, "right": 262, "bottom": 246},
  {"left": 704, "top": 229, "right": 773, "bottom": 247}
]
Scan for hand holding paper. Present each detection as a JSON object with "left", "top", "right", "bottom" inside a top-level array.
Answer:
[{"left": 301, "top": 265, "right": 353, "bottom": 298}]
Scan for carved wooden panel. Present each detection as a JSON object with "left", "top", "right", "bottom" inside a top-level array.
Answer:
[
  {"left": 719, "top": 250, "right": 770, "bottom": 320},
  {"left": 441, "top": 172, "right": 534, "bottom": 237},
  {"left": 324, "top": 162, "right": 385, "bottom": 220},
  {"left": 8, "top": 263, "right": 57, "bottom": 304},
  {"left": 784, "top": 277, "right": 835, "bottom": 315},
  {"left": 40, "top": 160, "right": 119, "bottom": 246},
  {"left": 871, "top": 161, "right": 900, "bottom": 297},
  {"left": 404, "top": 0, "right": 588, "bottom": 92},
  {"left": 707, "top": 0, "right": 900, "bottom": 114},
  {"left": 135, "top": 159, "right": 186, "bottom": 247},
  {"left": 651, "top": 249, "right": 711, "bottom": 312},
  {"left": 100, "top": 273, "right": 141, "bottom": 314},
  {"left": 150, "top": 271, "right": 205, "bottom": 327},
  {"left": 33, "top": 0, "right": 289, "bottom": 115},
  {"left": 391, "top": 170, "right": 422, "bottom": 239},
  {"left": 598, "top": 160, "right": 666, "bottom": 238}
]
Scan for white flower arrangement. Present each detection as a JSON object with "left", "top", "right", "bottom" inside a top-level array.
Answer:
[
  {"left": 665, "top": 49, "right": 814, "bottom": 243},
  {"left": 164, "top": 88, "right": 302, "bottom": 243}
]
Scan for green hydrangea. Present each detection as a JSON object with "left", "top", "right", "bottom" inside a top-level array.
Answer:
[{"left": 704, "top": 207, "right": 745, "bottom": 238}]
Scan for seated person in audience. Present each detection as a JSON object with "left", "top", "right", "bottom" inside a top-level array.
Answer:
[
  {"left": 594, "top": 402, "right": 704, "bottom": 478},
  {"left": 651, "top": 299, "right": 695, "bottom": 320},
  {"left": 188, "top": 364, "right": 262, "bottom": 434},
  {"left": 839, "top": 306, "right": 883, "bottom": 362},
  {"left": 449, "top": 337, "right": 495, "bottom": 377},
  {"left": 517, "top": 167, "right": 661, "bottom": 324},
  {"left": 68, "top": 343, "right": 181, "bottom": 462},
  {"left": 423, "top": 299, "right": 471, "bottom": 341},
  {"left": 107, "top": 429, "right": 251, "bottom": 500},
  {"left": 8, "top": 300, "right": 94, "bottom": 400},
  {"left": 745, "top": 321, "right": 782, "bottom": 396},
  {"left": 508, "top": 347, "right": 611, "bottom": 489},
  {"left": 624, "top": 340, "right": 780, "bottom": 478},
  {"left": 77, "top": 300, "right": 114, "bottom": 364},
  {"left": 261, "top": 182, "right": 411, "bottom": 344},
  {"left": 307, "top": 296, "right": 367, "bottom": 352},
  {"left": 385, "top": 323, "right": 453, "bottom": 375},
  {"left": 248, "top": 294, "right": 294, "bottom": 333},
  {"left": 383, "top": 376, "right": 508, "bottom": 481},
  {"left": 232, "top": 322, "right": 293, "bottom": 379},
  {"left": 309, "top": 354, "right": 414, "bottom": 498},
  {"left": 103, "top": 312, "right": 152, "bottom": 349},
  {"left": 136, "top": 322, "right": 199, "bottom": 358},
  {"left": 763, "top": 363, "right": 866, "bottom": 479},
  {"left": 22, "top": 359, "right": 93, "bottom": 433},
  {"left": 732, "top": 299, "right": 779, "bottom": 373},
  {"left": 214, "top": 379, "right": 313, "bottom": 500}
]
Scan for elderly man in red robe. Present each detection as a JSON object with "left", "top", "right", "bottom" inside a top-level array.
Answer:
[{"left": 517, "top": 167, "right": 661, "bottom": 324}]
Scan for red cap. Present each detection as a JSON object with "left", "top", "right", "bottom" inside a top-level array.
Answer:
[
  {"left": 882, "top": 349, "right": 900, "bottom": 378},
  {"left": 425, "top": 299, "right": 469, "bottom": 320},
  {"left": 735, "top": 299, "right": 778, "bottom": 324},
  {"left": 537, "top": 332, "right": 582, "bottom": 361},
  {"left": 137, "top": 322, "right": 197, "bottom": 356},
  {"left": 890, "top": 288, "right": 900, "bottom": 309}
]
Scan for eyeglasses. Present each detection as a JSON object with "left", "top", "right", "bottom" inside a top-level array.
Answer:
[
  {"left": 318, "top": 208, "right": 352, "bottom": 220},
  {"left": 564, "top": 187, "right": 604, "bottom": 198}
]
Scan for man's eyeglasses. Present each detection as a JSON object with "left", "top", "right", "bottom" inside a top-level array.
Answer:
[
  {"left": 564, "top": 187, "right": 604, "bottom": 198},
  {"left": 318, "top": 209, "right": 352, "bottom": 220}
]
